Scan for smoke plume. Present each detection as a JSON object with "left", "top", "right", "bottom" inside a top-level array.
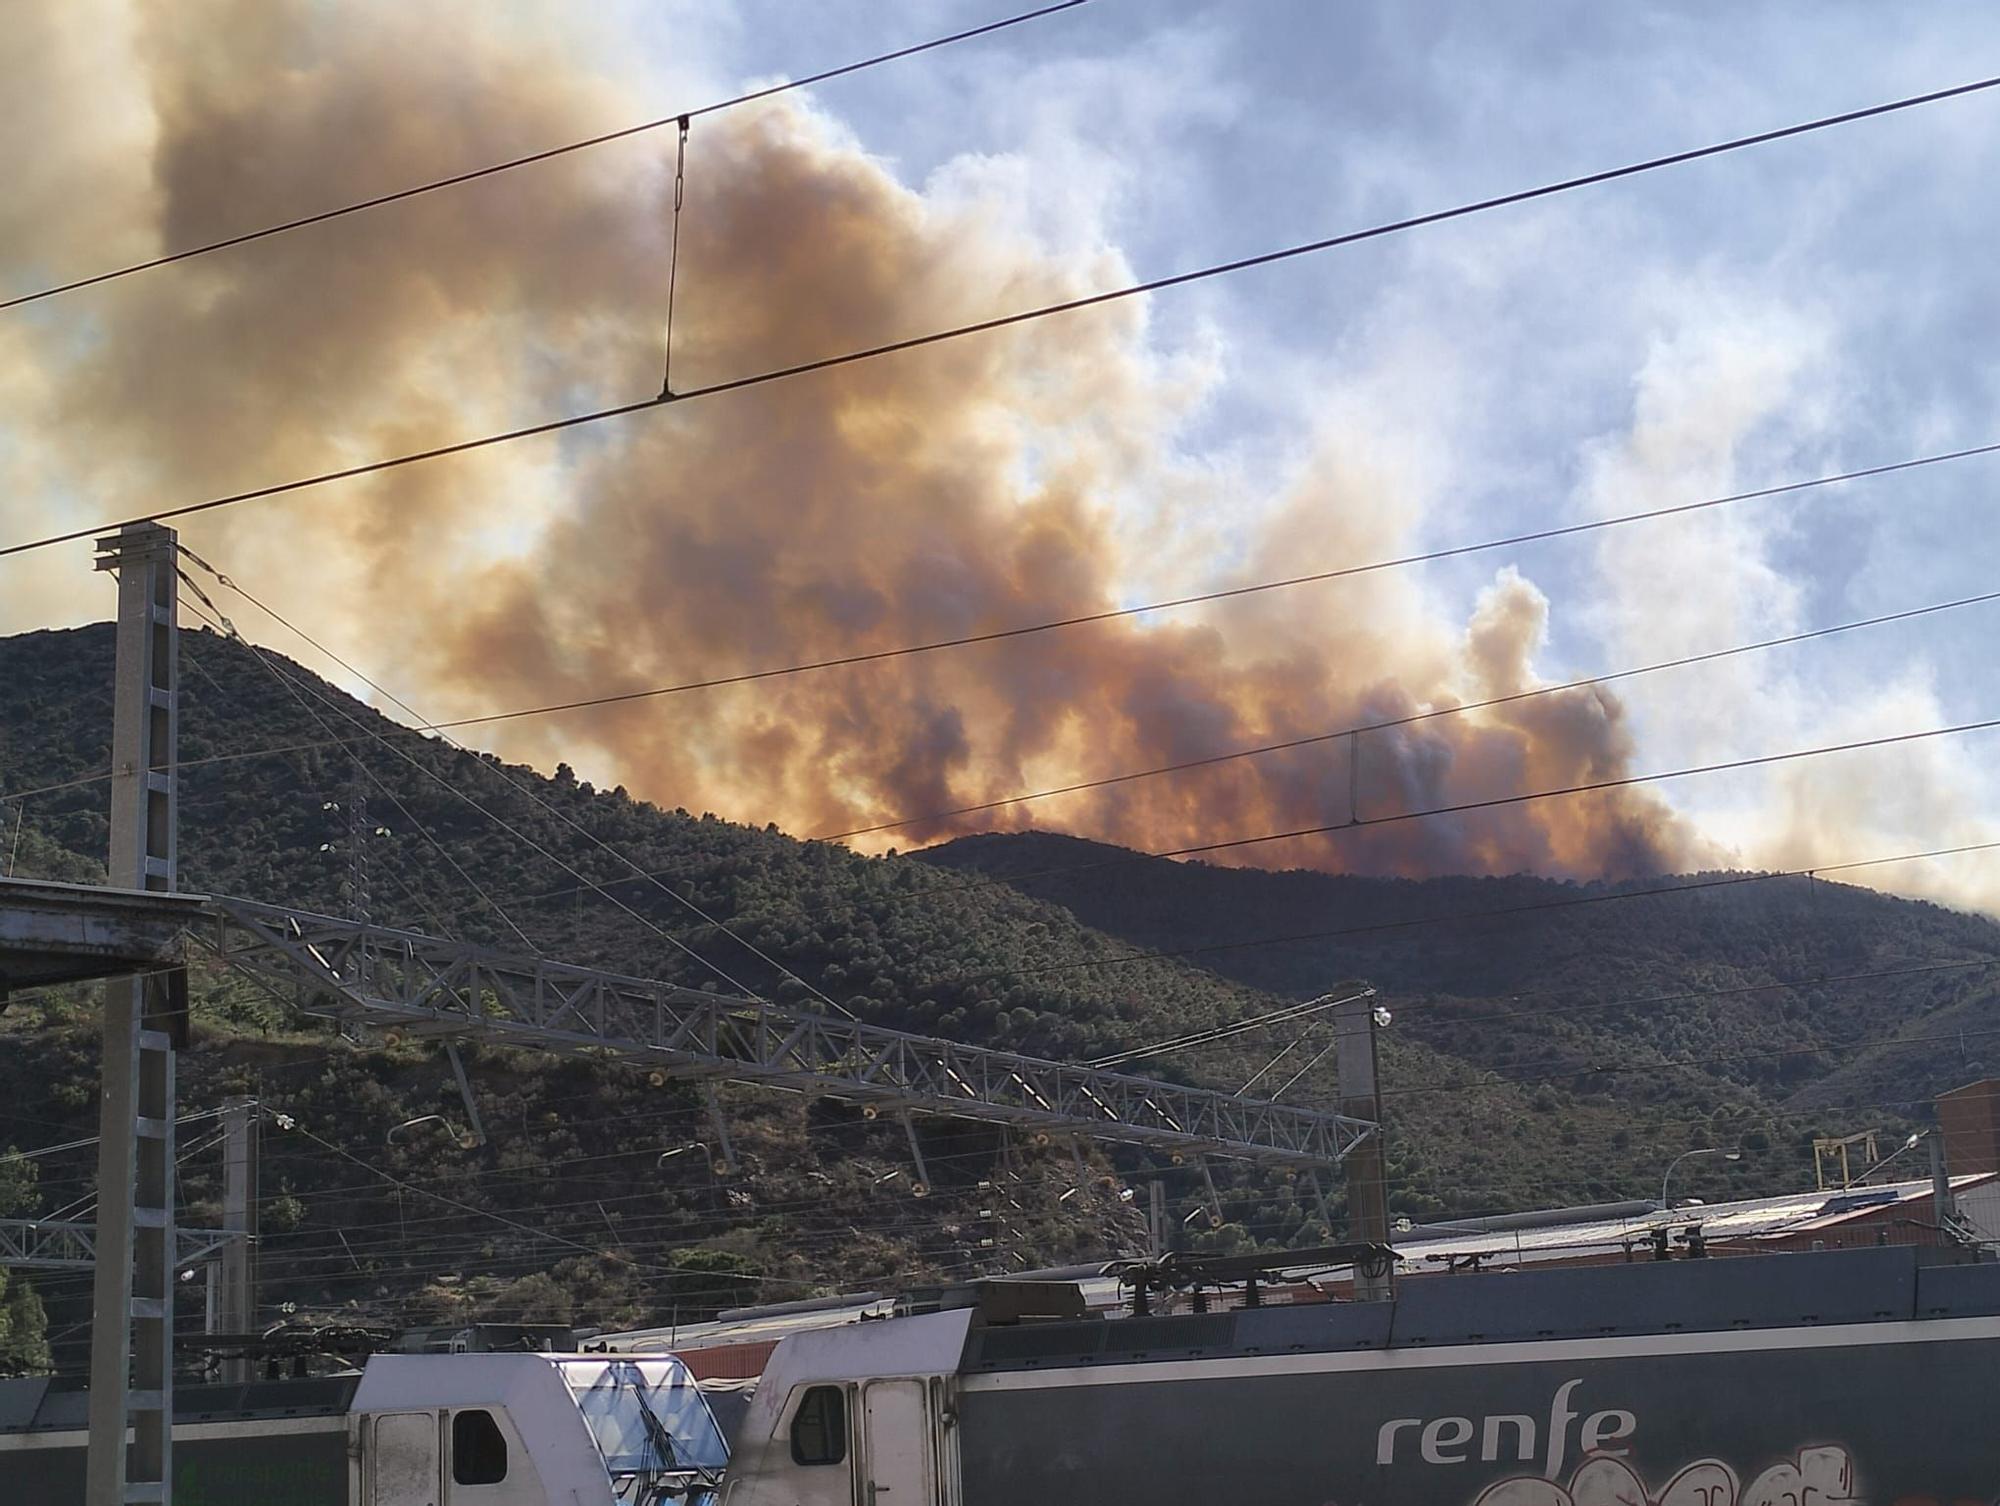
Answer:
[{"left": 1, "top": 0, "right": 1709, "bottom": 882}]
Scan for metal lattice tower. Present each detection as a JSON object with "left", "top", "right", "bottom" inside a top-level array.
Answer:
[{"left": 345, "top": 771, "right": 371, "bottom": 925}]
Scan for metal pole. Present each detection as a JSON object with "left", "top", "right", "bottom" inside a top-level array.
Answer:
[
  {"left": 88, "top": 521, "right": 181, "bottom": 1506},
  {"left": 443, "top": 1042, "right": 488, "bottom": 1148},
  {"left": 1929, "top": 1129, "right": 1957, "bottom": 1239},
  {"left": 1147, "top": 1179, "right": 1165, "bottom": 1259},
  {"left": 217, "top": 1100, "right": 257, "bottom": 1381},
  {"left": 702, "top": 1082, "right": 738, "bottom": 1177},
  {"left": 1334, "top": 992, "right": 1392, "bottom": 1301}
]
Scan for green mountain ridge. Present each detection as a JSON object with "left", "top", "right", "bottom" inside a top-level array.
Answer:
[
  {"left": 0, "top": 623, "right": 1497, "bottom": 1370},
  {"left": 1, "top": 622, "right": 1990, "bottom": 1372},
  {"left": 920, "top": 836, "right": 2000, "bottom": 1120},
  {"left": 918, "top": 830, "right": 2000, "bottom": 1114}
]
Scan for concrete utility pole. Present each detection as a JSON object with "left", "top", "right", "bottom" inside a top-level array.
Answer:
[
  {"left": 1334, "top": 992, "right": 1392, "bottom": 1301},
  {"left": 88, "top": 521, "right": 183, "bottom": 1506},
  {"left": 216, "top": 1100, "right": 258, "bottom": 1381}
]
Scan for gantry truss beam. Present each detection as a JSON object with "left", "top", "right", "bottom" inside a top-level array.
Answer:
[
  {"left": 199, "top": 898, "right": 1375, "bottom": 1170},
  {"left": 0, "top": 1218, "right": 236, "bottom": 1271}
]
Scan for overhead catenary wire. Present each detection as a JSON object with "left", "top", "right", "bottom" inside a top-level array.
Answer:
[
  {"left": 281, "top": 1120, "right": 811, "bottom": 1289},
  {"left": 8, "top": 73, "right": 2000, "bottom": 563},
  {"left": 1385, "top": 1017, "right": 2000, "bottom": 1101},
  {"left": 174, "top": 583, "right": 542, "bottom": 952},
  {"left": 216, "top": 1150, "right": 1106, "bottom": 1265},
  {"left": 816, "top": 582, "right": 2000, "bottom": 842},
  {"left": 0, "top": 1105, "right": 239, "bottom": 1163},
  {"left": 179, "top": 552, "right": 860, "bottom": 1018},
  {"left": 284, "top": 558, "right": 2000, "bottom": 918},
  {"left": 243, "top": 949, "right": 2000, "bottom": 1213},
  {"left": 64, "top": 1097, "right": 1941, "bottom": 1315},
  {"left": 0, "top": 1, "right": 1096, "bottom": 314},
  {"left": 177, "top": 590, "right": 776, "bottom": 1002},
  {"left": 433, "top": 446, "right": 2000, "bottom": 738},
  {"left": 1177, "top": 955, "right": 2000, "bottom": 1105},
  {"left": 905, "top": 713, "right": 2000, "bottom": 905},
  {"left": 28, "top": 690, "right": 2000, "bottom": 1046},
  {"left": 180, "top": 554, "right": 824, "bottom": 1002},
  {"left": 1086, "top": 987, "right": 1372, "bottom": 1067},
  {"left": 13, "top": 456, "right": 1997, "bottom": 820},
  {"left": 17, "top": 1083, "right": 1970, "bottom": 1234},
  {"left": 10, "top": 1075, "right": 1972, "bottom": 1329},
  {"left": 14, "top": 664, "right": 2000, "bottom": 1072},
  {"left": 971, "top": 836, "right": 2000, "bottom": 983}
]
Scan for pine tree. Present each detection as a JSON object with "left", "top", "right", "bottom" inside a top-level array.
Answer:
[{"left": 0, "top": 1153, "right": 50, "bottom": 1374}]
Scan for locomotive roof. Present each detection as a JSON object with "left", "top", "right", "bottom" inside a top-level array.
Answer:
[
  {"left": 0, "top": 1371, "right": 361, "bottom": 1435},
  {"left": 962, "top": 1246, "right": 2000, "bottom": 1374}
]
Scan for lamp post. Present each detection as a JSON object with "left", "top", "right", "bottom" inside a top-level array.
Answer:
[
  {"left": 1851, "top": 1131, "right": 1925, "bottom": 1187},
  {"left": 1660, "top": 1147, "right": 1740, "bottom": 1208},
  {"left": 387, "top": 1114, "right": 476, "bottom": 1149}
]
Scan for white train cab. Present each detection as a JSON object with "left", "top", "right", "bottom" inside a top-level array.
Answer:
[
  {"left": 717, "top": 1309, "right": 974, "bottom": 1506},
  {"left": 353, "top": 1352, "right": 729, "bottom": 1506}
]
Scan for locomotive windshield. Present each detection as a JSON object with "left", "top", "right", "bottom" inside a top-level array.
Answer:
[{"left": 559, "top": 1356, "right": 729, "bottom": 1500}]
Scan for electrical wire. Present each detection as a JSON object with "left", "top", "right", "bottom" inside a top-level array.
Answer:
[
  {"left": 22, "top": 1083, "right": 1968, "bottom": 1237},
  {"left": 11, "top": 1076, "right": 1976, "bottom": 1333},
  {"left": 9, "top": 74, "right": 1998, "bottom": 562},
  {"left": 0, "top": 1105, "right": 237, "bottom": 1163},
  {"left": 283, "top": 1121, "right": 810, "bottom": 1289},
  {"left": 817, "top": 583, "right": 2000, "bottom": 841},
  {"left": 1397, "top": 954, "right": 2000, "bottom": 1035},
  {"left": 438, "top": 449, "right": 2000, "bottom": 738},
  {"left": 174, "top": 591, "right": 782, "bottom": 1004},
  {"left": 181, "top": 551, "right": 859, "bottom": 1018},
  {"left": 964, "top": 837, "right": 2000, "bottom": 983},
  {"left": 1384, "top": 1017, "right": 2000, "bottom": 1100},
  {"left": 1086, "top": 987, "right": 1371, "bottom": 1067},
  {"left": 909, "top": 714, "right": 2000, "bottom": 905},
  {"left": 16, "top": 463, "right": 1997, "bottom": 823},
  {"left": 0, "top": 1, "right": 1095, "bottom": 313},
  {"left": 449, "top": 573, "right": 2000, "bottom": 916},
  {"left": 178, "top": 625, "right": 538, "bottom": 951}
]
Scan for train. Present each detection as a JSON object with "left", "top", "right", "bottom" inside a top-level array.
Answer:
[{"left": 4, "top": 1243, "right": 1996, "bottom": 1504}]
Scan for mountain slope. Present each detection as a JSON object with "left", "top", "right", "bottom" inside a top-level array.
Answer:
[
  {"left": 5, "top": 622, "right": 1987, "bottom": 1365},
  {"left": 0, "top": 623, "right": 1590, "bottom": 1359},
  {"left": 918, "top": 831, "right": 2000, "bottom": 1116}
]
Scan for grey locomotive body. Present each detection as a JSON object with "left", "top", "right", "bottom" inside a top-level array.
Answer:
[{"left": 724, "top": 1247, "right": 2000, "bottom": 1505}]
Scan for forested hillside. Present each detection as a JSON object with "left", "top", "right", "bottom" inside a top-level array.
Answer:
[
  {"left": 922, "top": 831, "right": 2000, "bottom": 1123},
  {"left": 0, "top": 624, "right": 1501, "bottom": 1371},
  {"left": 2, "top": 622, "right": 1990, "bottom": 1373}
]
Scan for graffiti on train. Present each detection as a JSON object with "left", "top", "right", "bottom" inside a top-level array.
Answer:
[{"left": 1469, "top": 1445, "right": 1857, "bottom": 1506}]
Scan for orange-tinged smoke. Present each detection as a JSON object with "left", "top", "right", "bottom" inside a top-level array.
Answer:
[{"left": 3, "top": 0, "right": 1707, "bottom": 882}]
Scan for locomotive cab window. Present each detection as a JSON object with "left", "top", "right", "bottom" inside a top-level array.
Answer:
[
  {"left": 790, "top": 1386, "right": 847, "bottom": 1467},
  {"left": 452, "top": 1408, "right": 509, "bottom": 1485}
]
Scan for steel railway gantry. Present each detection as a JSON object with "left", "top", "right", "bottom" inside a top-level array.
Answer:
[
  {"left": 0, "top": 522, "right": 1383, "bottom": 1506},
  {"left": 197, "top": 896, "right": 1377, "bottom": 1171}
]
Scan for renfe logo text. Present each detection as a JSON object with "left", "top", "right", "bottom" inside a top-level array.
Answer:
[{"left": 1376, "top": 1379, "right": 1635, "bottom": 1476}]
